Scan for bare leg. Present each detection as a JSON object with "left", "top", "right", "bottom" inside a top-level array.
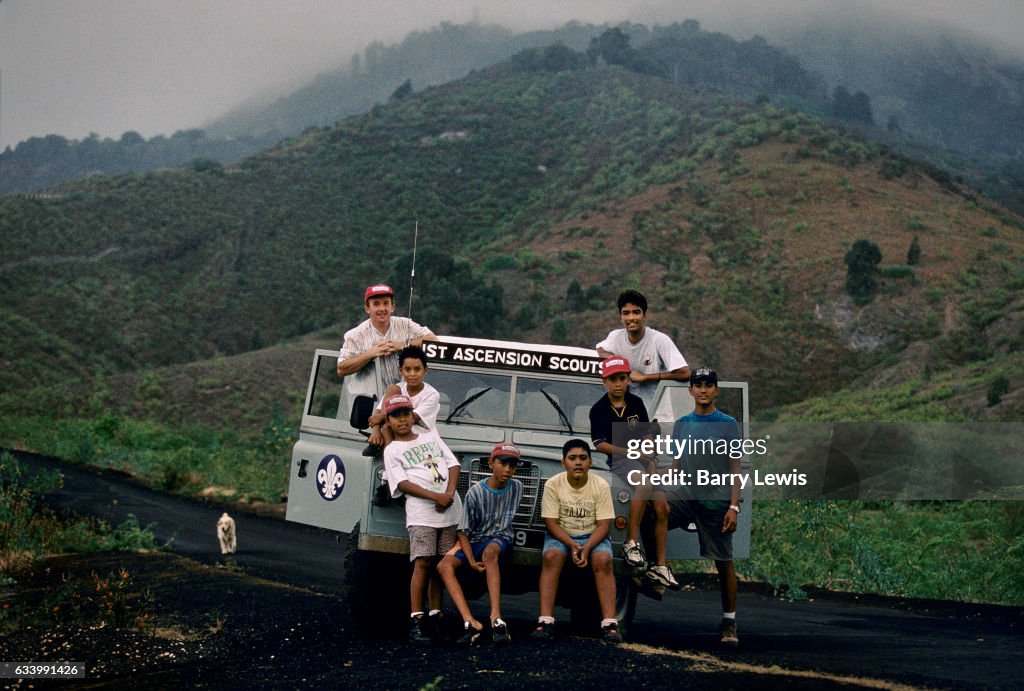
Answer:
[
  {"left": 715, "top": 560, "right": 737, "bottom": 613},
  {"left": 410, "top": 557, "right": 431, "bottom": 614},
  {"left": 652, "top": 495, "right": 669, "bottom": 565},
  {"left": 592, "top": 551, "right": 617, "bottom": 620},
  {"left": 481, "top": 543, "right": 504, "bottom": 622},
  {"left": 437, "top": 555, "right": 481, "bottom": 628},
  {"left": 538, "top": 550, "right": 566, "bottom": 618},
  {"left": 627, "top": 482, "right": 652, "bottom": 543},
  {"left": 427, "top": 559, "right": 443, "bottom": 612}
]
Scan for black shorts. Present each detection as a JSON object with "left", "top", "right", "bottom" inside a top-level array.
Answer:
[{"left": 667, "top": 500, "right": 733, "bottom": 561}]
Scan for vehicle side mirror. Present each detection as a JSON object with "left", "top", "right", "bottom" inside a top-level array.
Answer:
[{"left": 350, "top": 394, "right": 377, "bottom": 431}]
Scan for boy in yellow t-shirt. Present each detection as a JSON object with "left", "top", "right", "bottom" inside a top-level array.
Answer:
[{"left": 531, "top": 439, "right": 622, "bottom": 643}]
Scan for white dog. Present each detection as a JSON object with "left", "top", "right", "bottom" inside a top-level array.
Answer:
[{"left": 217, "top": 512, "right": 237, "bottom": 554}]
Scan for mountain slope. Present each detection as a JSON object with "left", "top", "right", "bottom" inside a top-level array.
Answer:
[{"left": 2, "top": 57, "right": 1023, "bottom": 415}]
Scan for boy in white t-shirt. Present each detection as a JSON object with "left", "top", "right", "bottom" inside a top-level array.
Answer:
[
  {"left": 382, "top": 393, "right": 463, "bottom": 644},
  {"left": 367, "top": 345, "right": 440, "bottom": 449},
  {"left": 596, "top": 289, "right": 690, "bottom": 409}
]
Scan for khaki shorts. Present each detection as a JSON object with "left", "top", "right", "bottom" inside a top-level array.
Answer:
[{"left": 408, "top": 524, "right": 457, "bottom": 561}]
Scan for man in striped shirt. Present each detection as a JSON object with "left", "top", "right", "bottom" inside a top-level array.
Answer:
[
  {"left": 437, "top": 442, "right": 524, "bottom": 645},
  {"left": 336, "top": 283, "right": 435, "bottom": 398}
]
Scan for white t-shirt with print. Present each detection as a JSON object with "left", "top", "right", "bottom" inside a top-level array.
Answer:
[{"left": 384, "top": 430, "right": 463, "bottom": 528}]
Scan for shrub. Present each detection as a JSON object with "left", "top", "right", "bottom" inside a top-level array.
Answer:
[
  {"left": 844, "top": 239, "right": 882, "bottom": 305},
  {"left": 987, "top": 376, "right": 1010, "bottom": 407}
]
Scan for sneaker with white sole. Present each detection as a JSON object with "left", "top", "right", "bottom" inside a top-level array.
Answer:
[
  {"left": 719, "top": 618, "right": 739, "bottom": 648},
  {"left": 621, "top": 539, "right": 647, "bottom": 568},
  {"left": 646, "top": 564, "right": 681, "bottom": 590}
]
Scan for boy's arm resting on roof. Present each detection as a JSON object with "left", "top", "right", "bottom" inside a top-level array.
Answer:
[
  {"left": 408, "top": 331, "right": 436, "bottom": 347},
  {"left": 631, "top": 363, "right": 691, "bottom": 384}
]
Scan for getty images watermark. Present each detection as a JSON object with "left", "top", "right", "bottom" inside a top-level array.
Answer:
[{"left": 618, "top": 422, "right": 1024, "bottom": 501}]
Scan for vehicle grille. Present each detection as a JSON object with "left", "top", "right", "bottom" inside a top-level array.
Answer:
[{"left": 456, "top": 458, "right": 543, "bottom": 530}]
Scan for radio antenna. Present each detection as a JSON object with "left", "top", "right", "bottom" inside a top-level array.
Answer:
[{"left": 408, "top": 220, "right": 419, "bottom": 319}]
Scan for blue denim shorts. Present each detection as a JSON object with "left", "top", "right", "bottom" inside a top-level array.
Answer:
[
  {"left": 452, "top": 536, "right": 511, "bottom": 566},
  {"left": 542, "top": 533, "right": 613, "bottom": 557}
]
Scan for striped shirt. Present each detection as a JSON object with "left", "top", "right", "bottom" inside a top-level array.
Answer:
[
  {"left": 458, "top": 478, "right": 524, "bottom": 543},
  {"left": 337, "top": 316, "right": 431, "bottom": 396}
]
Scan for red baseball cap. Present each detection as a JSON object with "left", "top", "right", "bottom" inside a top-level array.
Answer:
[
  {"left": 600, "top": 356, "right": 631, "bottom": 378},
  {"left": 490, "top": 442, "right": 521, "bottom": 463},
  {"left": 364, "top": 283, "right": 395, "bottom": 302},
  {"left": 383, "top": 394, "right": 414, "bottom": 415}
]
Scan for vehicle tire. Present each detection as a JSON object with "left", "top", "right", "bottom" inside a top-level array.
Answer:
[{"left": 343, "top": 522, "right": 410, "bottom": 639}]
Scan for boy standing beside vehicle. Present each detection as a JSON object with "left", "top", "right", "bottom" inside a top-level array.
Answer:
[
  {"left": 382, "top": 393, "right": 463, "bottom": 644},
  {"left": 436, "top": 442, "right": 524, "bottom": 645},
  {"left": 531, "top": 439, "right": 622, "bottom": 643},
  {"left": 668, "top": 367, "right": 742, "bottom": 647}
]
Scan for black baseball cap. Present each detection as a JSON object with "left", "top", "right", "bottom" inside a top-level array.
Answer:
[{"left": 690, "top": 367, "right": 718, "bottom": 385}]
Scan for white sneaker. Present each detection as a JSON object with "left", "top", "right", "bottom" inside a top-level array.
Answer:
[
  {"left": 621, "top": 539, "right": 647, "bottom": 568},
  {"left": 646, "top": 564, "right": 681, "bottom": 591}
]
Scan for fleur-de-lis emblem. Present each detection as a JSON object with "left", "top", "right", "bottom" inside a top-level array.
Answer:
[{"left": 317, "top": 455, "right": 346, "bottom": 501}]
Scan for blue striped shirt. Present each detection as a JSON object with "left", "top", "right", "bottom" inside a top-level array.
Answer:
[{"left": 458, "top": 478, "right": 524, "bottom": 543}]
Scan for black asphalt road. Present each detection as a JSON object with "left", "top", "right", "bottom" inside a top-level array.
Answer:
[{"left": 17, "top": 451, "right": 1023, "bottom": 690}]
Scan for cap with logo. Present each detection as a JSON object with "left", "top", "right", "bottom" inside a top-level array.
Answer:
[
  {"left": 490, "top": 442, "right": 521, "bottom": 465},
  {"left": 364, "top": 283, "right": 395, "bottom": 302},
  {"left": 690, "top": 366, "right": 718, "bottom": 386},
  {"left": 599, "top": 356, "right": 631, "bottom": 378},
  {"left": 383, "top": 393, "right": 414, "bottom": 415}
]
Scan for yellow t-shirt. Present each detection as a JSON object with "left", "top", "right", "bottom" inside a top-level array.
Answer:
[{"left": 541, "top": 471, "right": 614, "bottom": 536}]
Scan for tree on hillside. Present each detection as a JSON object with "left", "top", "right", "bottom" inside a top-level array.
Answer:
[
  {"left": 844, "top": 239, "right": 882, "bottom": 305},
  {"left": 907, "top": 236, "right": 921, "bottom": 266},
  {"left": 587, "top": 28, "right": 633, "bottom": 67},
  {"left": 387, "top": 247, "right": 504, "bottom": 337},
  {"left": 390, "top": 79, "right": 413, "bottom": 100},
  {"left": 832, "top": 86, "right": 874, "bottom": 125}
]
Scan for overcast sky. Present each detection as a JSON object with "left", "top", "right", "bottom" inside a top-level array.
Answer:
[{"left": 2, "top": 0, "right": 1023, "bottom": 150}]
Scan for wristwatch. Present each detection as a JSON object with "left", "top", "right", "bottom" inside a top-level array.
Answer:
[{"left": 728, "top": 504, "right": 741, "bottom": 514}]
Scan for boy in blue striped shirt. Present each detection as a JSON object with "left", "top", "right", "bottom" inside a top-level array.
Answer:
[{"left": 437, "top": 442, "right": 524, "bottom": 645}]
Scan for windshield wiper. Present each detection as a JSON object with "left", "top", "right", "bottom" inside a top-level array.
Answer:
[
  {"left": 539, "top": 388, "right": 573, "bottom": 435},
  {"left": 445, "top": 387, "right": 493, "bottom": 424}
]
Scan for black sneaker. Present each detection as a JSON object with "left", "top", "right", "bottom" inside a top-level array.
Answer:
[
  {"left": 456, "top": 621, "right": 483, "bottom": 646},
  {"left": 409, "top": 614, "right": 432, "bottom": 644},
  {"left": 491, "top": 618, "right": 511, "bottom": 645},
  {"left": 719, "top": 618, "right": 739, "bottom": 648},
  {"left": 601, "top": 622, "right": 624, "bottom": 643},
  {"left": 530, "top": 621, "right": 554, "bottom": 640},
  {"left": 427, "top": 611, "right": 449, "bottom": 640}
]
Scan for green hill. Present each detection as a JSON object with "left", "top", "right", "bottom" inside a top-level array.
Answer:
[{"left": 2, "top": 52, "right": 1023, "bottom": 423}]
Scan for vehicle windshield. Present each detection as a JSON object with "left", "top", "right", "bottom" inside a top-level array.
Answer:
[{"left": 431, "top": 368, "right": 606, "bottom": 432}]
